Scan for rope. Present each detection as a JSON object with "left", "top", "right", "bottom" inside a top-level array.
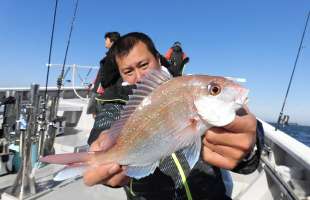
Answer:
[{"left": 72, "top": 65, "right": 88, "bottom": 101}]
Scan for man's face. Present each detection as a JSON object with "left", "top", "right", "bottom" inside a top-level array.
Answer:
[
  {"left": 105, "top": 37, "right": 113, "bottom": 49},
  {"left": 117, "top": 42, "right": 160, "bottom": 85}
]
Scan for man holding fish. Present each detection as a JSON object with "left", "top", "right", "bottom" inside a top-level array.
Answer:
[{"left": 42, "top": 32, "right": 264, "bottom": 199}]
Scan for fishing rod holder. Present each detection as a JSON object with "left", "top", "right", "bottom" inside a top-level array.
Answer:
[
  {"left": 0, "top": 92, "right": 20, "bottom": 176},
  {"left": 37, "top": 96, "right": 59, "bottom": 157},
  {"left": 8, "top": 84, "right": 40, "bottom": 199},
  {"left": 3, "top": 84, "right": 63, "bottom": 199}
]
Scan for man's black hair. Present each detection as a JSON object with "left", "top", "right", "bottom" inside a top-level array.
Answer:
[
  {"left": 104, "top": 32, "right": 170, "bottom": 87},
  {"left": 109, "top": 32, "right": 159, "bottom": 60},
  {"left": 173, "top": 41, "right": 182, "bottom": 47},
  {"left": 104, "top": 32, "right": 121, "bottom": 43}
]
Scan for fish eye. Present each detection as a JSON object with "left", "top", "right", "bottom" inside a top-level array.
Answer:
[{"left": 208, "top": 83, "right": 221, "bottom": 96}]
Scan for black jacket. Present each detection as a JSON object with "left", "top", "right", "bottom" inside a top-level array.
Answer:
[
  {"left": 93, "top": 52, "right": 120, "bottom": 93},
  {"left": 87, "top": 78, "right": 264, "bottom": 200},
  {"left": 87, "top": 78, "right": 134, "bottom": 145}
]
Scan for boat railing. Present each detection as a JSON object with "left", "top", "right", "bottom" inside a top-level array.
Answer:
[{"left": 259, "top": 119, "right": 310, "bottom": 199}]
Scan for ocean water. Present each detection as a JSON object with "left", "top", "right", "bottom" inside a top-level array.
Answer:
[{"left": 270, "top": 123, "right": 310, "bottom": 147}]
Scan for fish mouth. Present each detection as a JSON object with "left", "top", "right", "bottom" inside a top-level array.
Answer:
[{"left": 235, "top": 88, "right": 249, "bottom": 106}]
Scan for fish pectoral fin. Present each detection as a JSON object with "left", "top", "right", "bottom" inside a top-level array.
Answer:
[
  {"left": 54, "top": 163, "right": 89, "bottom": 181},
  {"left": 181, "top": 136, "right": 201, "bottom": 169},
  {"left": 126, "top": 161, "right": 159, "bottom": 179}
]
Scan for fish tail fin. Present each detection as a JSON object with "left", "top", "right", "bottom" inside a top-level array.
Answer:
[{"left": 39, "top": 152, "right": 93, "bottom": 165}]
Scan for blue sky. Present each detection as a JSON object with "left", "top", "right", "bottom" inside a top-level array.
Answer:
[{"left": 0, "top": 0, "right": 309, "bottom": 125}]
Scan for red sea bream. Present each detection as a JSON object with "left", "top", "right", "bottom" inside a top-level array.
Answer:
[{"left": 40, "top": 69, "right": 249, "bottom": 180}]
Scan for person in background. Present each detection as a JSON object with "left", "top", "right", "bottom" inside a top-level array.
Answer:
[
  {"left": 86, "top": 32, "right": 120, "bottom": 116},
  {"left": 165, "top": 41, "right": 189, "bottom": 76},
  {"left": 84, "top": 32, "right": 264, "bottom": 200}
]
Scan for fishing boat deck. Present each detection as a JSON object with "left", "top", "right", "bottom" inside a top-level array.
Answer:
[
  {"left": 0, "top": 164, "right": 126, "bottom": 200},
  {"left": 0, "top": 98, "right": 126, "bottom": 200}
]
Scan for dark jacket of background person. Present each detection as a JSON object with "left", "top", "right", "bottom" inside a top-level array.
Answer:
[
  {"left": 99, "top": 52, "right": 121, "bottom": 89},
  {"left": 86, "top": 52, "right": 118, "bottom": 115},
  {"left": 92, "top": 32, "right": 121, "bottom": 93},
  {"left": 92, "top": 52, "right": 116, "bottom": 94},
  {"left": 86, "top": 32, "right": 120, "bottom": 115}
]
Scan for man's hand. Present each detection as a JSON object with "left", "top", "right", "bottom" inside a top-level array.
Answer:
[
  {"left": 83, "top": 132, "right": 129, "bottom": 187},
  {"left": 202, "top": 109, "right": 257, "bottom": 170}
]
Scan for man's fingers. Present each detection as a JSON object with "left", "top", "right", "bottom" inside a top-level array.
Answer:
[
  {"left": 90, "top": 140, "right": 102, "bottom": 152},
  {"left": 204, "top": 128, "right": 255, "bottom": 151},
  {"left": 202, "top": 146, "right": 239, "bottom": 170},
  {"left": 202, "top": 110, "right": 257, "bottom": 169},
  {"left": 90, "top": 131, "right": 114, "bottom": 152},
  {"left": 83, "top": 163, "right": 122, "bottom": 186},
  {"left": 89, "top": 132, "right": 108, "bottom": 151},
  {"left": 102, "top": 171, "right": 130, "bottom": 188},
  {"left": 203, "top": 138, "right": 246, "bottom": 160},
  {"left": 224, "top": 113, "right": 256, "bottom": 133}
]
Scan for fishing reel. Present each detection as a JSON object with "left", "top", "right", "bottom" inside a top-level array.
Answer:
[{"left": 276, "top": 113, "right": 290, "bottom": 129}]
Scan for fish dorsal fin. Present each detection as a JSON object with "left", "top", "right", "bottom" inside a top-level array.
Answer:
[{"left": 108, "top": 69, "right": 172, "bottom": 139}]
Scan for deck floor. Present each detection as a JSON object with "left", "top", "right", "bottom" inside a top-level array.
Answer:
[{"left": 0, "top": 98, "right": 126, "bottom": 200}]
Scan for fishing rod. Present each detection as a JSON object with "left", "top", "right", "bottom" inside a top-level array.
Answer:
[
  {"left": 44, "top": 0, "right": 58, "bottom": 108},
  {"left": 56, "top": 0, "right": 79, "bottom": 98},
  {"left": 36, "top": 0, "right": 58, "bottom": 162},
  {"left": 276, "top": 11, "right": 310, "bottom": 130}
]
